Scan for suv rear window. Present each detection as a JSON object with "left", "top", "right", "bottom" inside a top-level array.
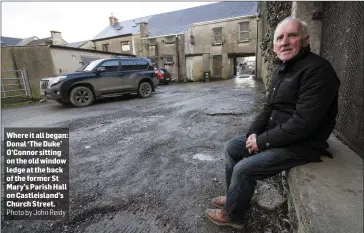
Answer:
[
  {"left": 136, "top": 60, "right": 149, "bottom": 70},
  {"left": 100, "top": 60, "right": 119, "bottom": 72},
  {"left": 121, "top": 60, "right": 136, "bottom": 71}
]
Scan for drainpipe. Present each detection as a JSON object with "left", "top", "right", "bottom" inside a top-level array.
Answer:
[{"left": 175, "top": 35, "right": 180, "bottom": 82}]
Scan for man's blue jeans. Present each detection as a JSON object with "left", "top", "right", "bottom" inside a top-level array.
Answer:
[{"left": 223, "top": 136, "right": 310, "bottom": 221}]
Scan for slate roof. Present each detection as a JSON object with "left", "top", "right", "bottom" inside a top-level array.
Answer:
[
  {"left": 26, "top": 37, "right": 52, "bottom": 46},
  {"left": 64, "top": 40, "right": 89, "bottom": 48},
  {"left": 147, "top": 1, "right": 258, "bottom": 37},
  {"left": 1, "top": 36, "right": 23, "bottom": 46},
  {"left": 93, "top": 1, "right": 257, "bottom": 40},
  {"left": 93, "top": 17, "right": 152, "bottom": 40},
  {"left": 17, "top": 36, "right": 39, "bottom": 46}
]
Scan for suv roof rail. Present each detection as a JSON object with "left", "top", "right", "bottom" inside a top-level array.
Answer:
[{"left": 116, "top": 55, "right": 137, "bottom": 58}]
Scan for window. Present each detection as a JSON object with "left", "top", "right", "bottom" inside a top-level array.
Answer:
[
  {"left": 238, "top": 22, "right": 249, "bottom": 41},
  {"left": 190, "top": 35, "right": 195, "bottom": 45},
  {"left": 99, "top": 60, "right": 119, "bottom": 72},
  {"left": 212, "top": 27, "right": 223, "bottom": 44},
  {"left": 165, "top": 55, "right": 174, "bottom": 64},
  {"left": 102, "top": 44, "right": 110, "bottom": 52},
  {"left": 121, "top": 41, "right": 130, "bottom": 51},
  {"left": 148, "top": 38, "right": 156, "bottom": 45},
  {"left": 165, "top": 36, "right": 175, "bottom": 44},
  {"left": 121, "top": 60, "right": 136, "bottom": 71},
  {"left": 149, "top": 45, "right": 157, "bottom": 57},
  {"left": 136, "top": 60, "right": 149, "bottom": 70}
]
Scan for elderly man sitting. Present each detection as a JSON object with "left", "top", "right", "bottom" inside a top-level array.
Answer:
[{"left": 205, "top": 17, "right": 340, "bottom": 229}]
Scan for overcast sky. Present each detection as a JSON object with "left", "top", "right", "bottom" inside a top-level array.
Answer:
[{"left": 2, "top": 2, "right": 213, "bottom": 43}]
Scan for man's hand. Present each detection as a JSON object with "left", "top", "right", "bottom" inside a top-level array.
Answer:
[{"left": 246, "top": 134, "right": 259, "bottom": 154}]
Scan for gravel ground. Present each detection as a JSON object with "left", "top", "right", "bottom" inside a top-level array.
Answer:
[{"left": 1, "top": 77, "right": 293, "bottom": 233}]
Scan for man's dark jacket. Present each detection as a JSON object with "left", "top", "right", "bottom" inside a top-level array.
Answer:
[{"left": 248, "top": 45, "right": 340, "bottom": 162}]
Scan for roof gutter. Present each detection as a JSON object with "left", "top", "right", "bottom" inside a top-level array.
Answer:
[
  {"left": 92, "top": 33, "right": 133, "bottom": 42},
  {"left": 141, "top": 33, "right": 183, "bottom": 40},
  {"left": 192, "top": 14, "right": 257, "bottom": 27}
]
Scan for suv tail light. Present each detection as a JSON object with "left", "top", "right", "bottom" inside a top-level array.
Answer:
[{"left": 154, "top": 69, "right": 164, "bottom": 79}]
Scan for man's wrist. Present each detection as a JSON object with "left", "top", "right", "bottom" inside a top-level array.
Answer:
[{"left": 256, "top": 132, "right": 271, "bottom": 150}]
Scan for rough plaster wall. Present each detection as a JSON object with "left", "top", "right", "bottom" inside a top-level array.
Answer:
[
  {"left": 186, "top": 57, "right": 193, "bottom": 81},
  {"left": 192, "top": 17, "right": 257, "bottom": 79},
  {"left": 94, "top": 35, "right": 134, "bottom": 54},
  {"left": 192, "top": 17, "right": 257, "bottom": 55},
  {"left": 177, "top": 34, "right": 186, "bottom": 82},
  {"left": 4, "top": 46, "right": 56, "bottom": 98},
  {"left": 184, "top": 27, "right": 195, "bottom": 55},
  {"left": 257, "top": 1, "right": 270, "bottom": 88},
  {"left": 192, "top": 56, "right": 203, "bottom": 81},
  {"left": 292, "top": 1, "right": 324, "bottom": 55},
  {"left": 50, "top": 48, "right": 116, "bottom": 75},
  {"left": 140, "top": 35, "right": 185, "bottom": 81},
  {"left": 133, "top": 34, "right": 143, "bottom": 57}
]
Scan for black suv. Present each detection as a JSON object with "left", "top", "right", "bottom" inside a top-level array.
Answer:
[{"left": 40, "top": 57, "right": 160, "bottom": 107}]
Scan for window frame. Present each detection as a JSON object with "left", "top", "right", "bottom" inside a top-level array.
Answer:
[
  {"left": 120, "top": 59, "right": 137, "bottom": 71},
  {"left": 165, "top": 36, "right": 175, "bottom": 44},
  {"left": 120, "top": 41, "right": 130, "bottom": 52},
  {"left": 102, "top": 43, "right": 110, "bottom": 52},
  {"left": 212, "top": 27, "right": 223, "bottom": 45},
  {"left": 238, "top": 21, "right": 250, "bottom": 42},
  {"left": 98, "top": 60, "right": 120, "bottom": 72},
  {"left": 164, "top": 55, "right": 174, "bottom": 65}
]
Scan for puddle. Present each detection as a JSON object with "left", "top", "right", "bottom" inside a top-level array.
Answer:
[{"left": 192, "top": 153, "right": 215, "bottom": 161}]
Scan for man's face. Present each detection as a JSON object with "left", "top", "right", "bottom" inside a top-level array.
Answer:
[{"left": 273, "top": 20, "right": 307, "bottom": 61}]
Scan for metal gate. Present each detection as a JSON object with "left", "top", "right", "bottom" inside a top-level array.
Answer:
[
  {"left": 1, "top": 69, "right": 32, "bottom": 98},
  {"left": 320, "top": 2, "right": 364, "bottom": 157}
]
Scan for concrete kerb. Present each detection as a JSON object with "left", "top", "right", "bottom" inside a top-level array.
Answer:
[{"left": 287, "top": 135, "right": 363, "bottom": 233}]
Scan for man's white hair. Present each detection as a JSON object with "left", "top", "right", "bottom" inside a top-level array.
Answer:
[{"left": 274, "top": 17, "right": 309, "bottom": 41}]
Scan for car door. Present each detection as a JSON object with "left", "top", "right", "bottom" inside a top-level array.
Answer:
[
  {"left": 120, "top": 59, "right": 139, "bottom": 91},
  {"left": 96, "top": 60, "right": 123, "bottom": 93}
]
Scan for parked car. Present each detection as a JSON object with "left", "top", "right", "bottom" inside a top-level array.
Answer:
[
  {"left": 159, "top": 69, "right": 172, "bottom": 84},
  {"left": 40, "top": 57, "right": 160, "bottom": 107}
]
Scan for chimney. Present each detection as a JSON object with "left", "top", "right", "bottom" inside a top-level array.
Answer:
[
  {"left": 109, "top": 14, "right": 118, "bottom": 25},
  {"left": 50, "top": 30, "right": 62, "bottom": 45},
  {"left": 140, "top": 22, "right": 148, "bottom": 38}
]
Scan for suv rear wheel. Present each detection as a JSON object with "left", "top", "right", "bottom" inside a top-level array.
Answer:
[
  {"left": 69, "top": 86, "right": 94, "bottom": 107},
  {"left": 138, "top": 82, "right": 152, "bottom": 98}
]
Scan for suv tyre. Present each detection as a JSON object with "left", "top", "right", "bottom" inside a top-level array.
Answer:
[
  {"left": 138, "top": 82, "right": 152, "bottom": 98},
  {"left": 70, "top": 86, "right": 94, "bottom": 107}
]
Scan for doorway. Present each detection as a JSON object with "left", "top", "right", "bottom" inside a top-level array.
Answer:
[{"left": 213, "top": 55, "right": 222, "bottom": 79}]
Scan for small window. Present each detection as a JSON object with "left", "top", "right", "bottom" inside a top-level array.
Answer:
[
  {"left": 136, "top": 60, "right": 149, "bottom": 70},
  {"left": 121, "top": 41, "right": 130, "bottom": 51},
  {"left": 190, "top": 35, "right": 195, "bottom": 45},
  {"left": 213, "top": 27, "right": 223, "bottom": 44},
  {"left": 149, "top": 38, "right": 156, "bottom": 45},
  {"left": 165, "top": 36, "right": 175, "bottom": 44},
  {"left": 149, "top": 45, "right": 157, "bottom": 57},
  {"left": 121, "top": 60, "right": 136, "bottom": 71},
  {"left": 100, "top": 60, "right": 119, "bottom": 72},
  {"left": 238, "top": 22, "right": 249, "bottom": 41},
  {"left": 102, "top": 44, "right": 110, "bottom": 52},
  {"left": 165, "top": 55, "right": 174, "bottom": 64}
]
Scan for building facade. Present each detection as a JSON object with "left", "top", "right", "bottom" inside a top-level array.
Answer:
[{"left": 89, "top": 2, "right": 258, "bottom": 82}]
